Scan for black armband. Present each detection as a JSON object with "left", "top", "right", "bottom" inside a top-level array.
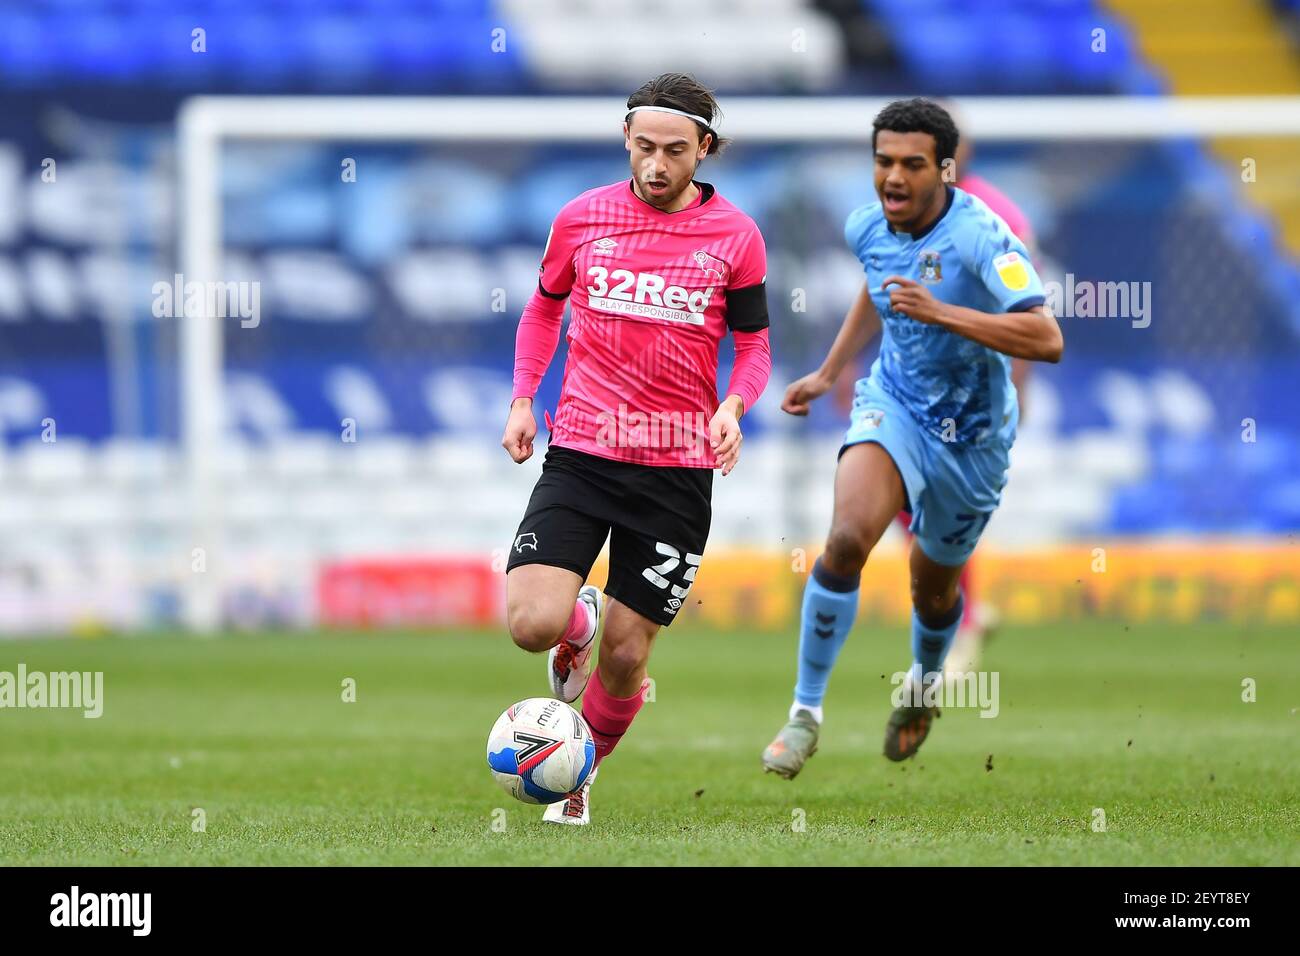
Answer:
[{"left": 725, "top": 282, "right": 769, "bottom": 332}]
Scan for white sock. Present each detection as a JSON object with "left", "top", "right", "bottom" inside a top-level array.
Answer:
[{"left": 791, "top": 701, "right": 823, "bottom": 724}]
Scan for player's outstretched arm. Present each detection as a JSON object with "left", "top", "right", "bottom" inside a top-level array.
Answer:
[
  {"left": 882, "top": 276, "right": 1063, "bottom": 363},
  {"left": 782, "top": 281, "right": 882, "bottom": 415}
]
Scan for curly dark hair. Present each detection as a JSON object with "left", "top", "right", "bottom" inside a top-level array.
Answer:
[
  {"left": 871, "top": 98, "right": 959, "bottom": 166},
  {"left": 625, "top": 72, "right": 730, "bottom": 155}
]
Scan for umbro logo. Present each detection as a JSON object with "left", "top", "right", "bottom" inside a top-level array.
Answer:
[
  {"left": 514, "top": 532, "right": 539, "bottom": 553},
  {"left": 593, "top": 237, "right": 618, "bottom": 255}
]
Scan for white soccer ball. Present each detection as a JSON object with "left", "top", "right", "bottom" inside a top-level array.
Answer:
[{"left": 486, "top": 697, "right": 596, "bottom": 805}]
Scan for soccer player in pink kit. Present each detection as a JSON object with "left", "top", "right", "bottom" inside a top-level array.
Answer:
[{"left": 500, "top": 73, "right": 772, "bottom": 824}]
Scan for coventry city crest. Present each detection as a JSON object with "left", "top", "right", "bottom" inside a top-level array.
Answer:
[{"left": 918, "top": 249, "right": 942, "bottom": 284}]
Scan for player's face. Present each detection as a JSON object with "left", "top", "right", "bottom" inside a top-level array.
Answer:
[
  {"left": 625, "top": 113, "right": 710, "bottom": 210},
  {"left": 873, "top": 130, "right": 946, "bottom": 230}
]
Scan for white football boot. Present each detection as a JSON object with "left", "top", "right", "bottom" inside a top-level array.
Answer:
[
  {"left": 543, "top": 766, "right": 597, "bottom": 825},
  {"left": 547, "top": 585, "right": 602, "bottom": 703}
]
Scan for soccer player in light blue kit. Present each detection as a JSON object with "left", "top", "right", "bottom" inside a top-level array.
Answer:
[{"left": 762, "top": 99, "right": 1064, "bottom": 776}]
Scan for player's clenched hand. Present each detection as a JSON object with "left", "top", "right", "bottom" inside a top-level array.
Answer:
[
  {"left": 882, "top": 276, "right": 948, "bottom": 326},
  {"left": 781, "top": 370, "right": 833, "bottom": 416},
  {"left": 709, "top": 400, "right": 743, "bottom": 477},
  {"left": 501, "top": 398, "right": 537, "bottom": 463}
]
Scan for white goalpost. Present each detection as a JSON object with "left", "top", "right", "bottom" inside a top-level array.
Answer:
[{"left": 176, "top": 94, "right": 1300, "bottom": 632}]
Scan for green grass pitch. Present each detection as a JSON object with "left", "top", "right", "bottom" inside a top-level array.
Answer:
[{"left": 1, "top": 620, "right": 1296, "bottom": 865}]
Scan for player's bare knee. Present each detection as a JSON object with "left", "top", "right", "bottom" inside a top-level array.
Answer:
[
  {"left": 823, "top": 525, "right": 870, "bottom": 576},
  {"left": 507, "top": 605, "right": 559, "bottom": 653},
  {"left": 911, "top": 587, "right": 959, "bottom": 629},
  {"left": 508, "top": 622, "right": 550, "bottom": 653}
]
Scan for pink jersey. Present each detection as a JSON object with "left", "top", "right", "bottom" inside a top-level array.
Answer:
[
  {"left": 537, "top": 179, "right": 768, "bottom": 468},
  {"left": 958, "top": 173, "right": 1035, "bottom": 248}
]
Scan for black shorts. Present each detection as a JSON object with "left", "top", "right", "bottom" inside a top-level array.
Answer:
[{"left": 506, "top": 446, "right": 713, "bottom": 627}]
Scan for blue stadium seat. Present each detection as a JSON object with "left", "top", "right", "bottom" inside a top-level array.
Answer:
[
  {"left": 1108, "top": 478, "right": 1187, "bottom": 533},
  {"left": 514, "top": 159, "right": 629, "bottom": 242},
  {"left": 1261, "top": 479, "right": 1300, "bottom": 531},
  {"left": 865, "top": 1, "right": 1135, "bottom": 93},
  {"left": 302, "top": 16, "right": 384, "bottom": 90},
  {"left": 1151, "top": 433, "right": 1217, "bottom": 481},
  {"left": 410, "top": 161, "right": 511, "bottom": 244},
  {"left": 0, "top": 15, "right": 57, "bottom": 86}
]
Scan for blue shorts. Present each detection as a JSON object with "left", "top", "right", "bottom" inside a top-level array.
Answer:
[{"left": 840, "top": 377, "right": 1014, "bottom": 567}]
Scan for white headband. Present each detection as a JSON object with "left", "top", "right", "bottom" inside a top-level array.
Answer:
[{"left": 626, "top": 104, "right": 715, "bottom": 131}]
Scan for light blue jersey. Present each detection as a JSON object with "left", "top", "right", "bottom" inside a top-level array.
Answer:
[
  {"left": 845, "top": 185, "right": 1045, "bottom": 447},
  {"left": 840, "top": 185, "right": 1046, "bottom": 566}
]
